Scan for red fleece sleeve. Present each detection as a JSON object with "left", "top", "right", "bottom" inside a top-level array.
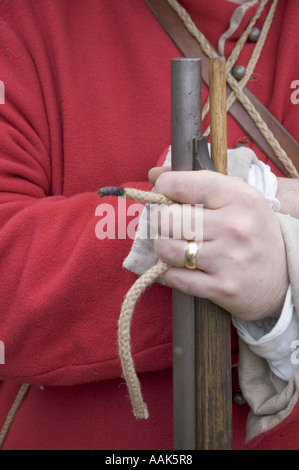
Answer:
[{"left": 0, "top": 4, "right": 172, "bottom": 386}]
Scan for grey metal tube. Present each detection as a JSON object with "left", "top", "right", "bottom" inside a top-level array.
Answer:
[
  {"left": 171, "top": 58, "right": 202, "bottom": 450},
  {"left": 171, "top": 58, "right": 202, "bottom": 170}
]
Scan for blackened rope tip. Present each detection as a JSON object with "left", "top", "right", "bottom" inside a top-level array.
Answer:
[{"left": 98, "top": 186, "right": 125, "bottom": 197}]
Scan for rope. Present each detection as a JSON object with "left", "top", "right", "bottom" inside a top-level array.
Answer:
[
  {"left": 224, "top": 0, "right": 269, "bottom": 72},
  {"left": 225, "top": 0, "right": 277, "bottom": 114},
  {"left": 167, "top": 0, "right": 299, "bottom": 179},
  {"left": 121, "top": 187, "right": 173, "bottom": 206},
  {"left": 119, "top": 258, "right": 170, "bottom": 419},
  {"left": 227, "top": 73, "right": 299, "bottom": 178},
  {"left": 0, "top": 383, "right": 30, "bottom": 449},
  {"left": 98, "top": 187, "right": 172, "bottom": 418},
  {"left": 202, "top": 0, "right": 270, "bottom": 123}
]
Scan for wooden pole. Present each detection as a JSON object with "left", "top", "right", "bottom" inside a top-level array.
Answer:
[
  {"left": 195, "top": 57, "right": 232, "bottom": 450},
  {"left": 209, "top": 57, "right": 228, "bottom": 174}
]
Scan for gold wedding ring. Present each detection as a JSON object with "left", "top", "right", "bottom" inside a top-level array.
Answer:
[{"left": 184, "top": 241, "right": 199, "bottom": 270}]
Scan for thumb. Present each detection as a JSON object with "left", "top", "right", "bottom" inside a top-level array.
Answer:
[{"left": 148, "top": 166, "right": 171, "bottom": 185}]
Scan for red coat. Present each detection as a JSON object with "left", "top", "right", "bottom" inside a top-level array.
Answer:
[{"left": 0, "top": 0, "right": 298, "bottom": 450}]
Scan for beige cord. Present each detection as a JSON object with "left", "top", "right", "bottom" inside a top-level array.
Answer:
[
  {"left": 118, "top": 258, "right": 170, "bottom": 419},
  {"left": 0, "top": 384, "right": 30, "bottom": 449},
  {"left": 107, "top": 188, "right": 173, "bottom": 419}
]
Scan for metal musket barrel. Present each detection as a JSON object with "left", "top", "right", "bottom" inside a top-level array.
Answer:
[
  {"left": 171, "top": 57, "right": 232, "bottom": 450},
  {"left": 171, "top": 58, "right": 201, "bottom": 450}
]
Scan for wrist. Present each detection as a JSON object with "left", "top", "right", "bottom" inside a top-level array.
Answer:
[{"left": 276, "top": 178, "right": 299, "bottom": 219}]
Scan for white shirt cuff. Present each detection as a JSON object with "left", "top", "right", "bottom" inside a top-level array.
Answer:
[
  {"left": 248, "top": 160, "right": 280, "bottom": 212},
  {"left": 233, "top": 286, "right": 299, "bottom": 381}
]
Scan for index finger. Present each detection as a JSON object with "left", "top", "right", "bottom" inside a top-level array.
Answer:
[
  {"left": 148, "top": 166, "right": 171, "bottom": 185},
  {"left": 155, "top": 170, "right": 244, "bottom": 209}
]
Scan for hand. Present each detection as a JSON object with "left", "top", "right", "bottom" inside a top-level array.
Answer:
[{"left": 149, "top": 168, "right": 289, "bottom": 321}]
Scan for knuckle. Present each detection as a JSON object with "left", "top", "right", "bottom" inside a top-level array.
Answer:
[
  {"left": 170, "top": 174, "right": 192, "bottom": 202},
  {"left": 156, "top": 172, "right": 200, "bottom": 203},
  {"left": 231, "top": 175, "right": 243, "bottom": 183},
  {"left": 156, "top": 170, "right": 170, "bottom": 189},
  {"left": 153, "top": 204, "right": 184, "bottom": 239},
  {"left": 218, "top": 278, "right": 239, "bottom": 298},
  {"left": 231, "top": 218, "right": 252, "bottom": 241},
  {"left": 221, "top": 210, "right": 252, "bottom": 242},
  {"left": 238, "top": 185, "right": 262, "bottom": 208},
  {"left": 154, "top": 237, "right": 168, "bottom": 259},
  {"left": 154, "top": 238, "right": 181, "bottom": 265},
  {"left": 228, "top": 193, "right": 261, "bottom": 241}
]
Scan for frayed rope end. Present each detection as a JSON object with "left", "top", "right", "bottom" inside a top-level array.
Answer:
[
  {"left": 133, "top": 405, "right": 149, "bottom": 420},
  {"left": 98, "top": 186, "right": 124, "bottom": 198}
]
